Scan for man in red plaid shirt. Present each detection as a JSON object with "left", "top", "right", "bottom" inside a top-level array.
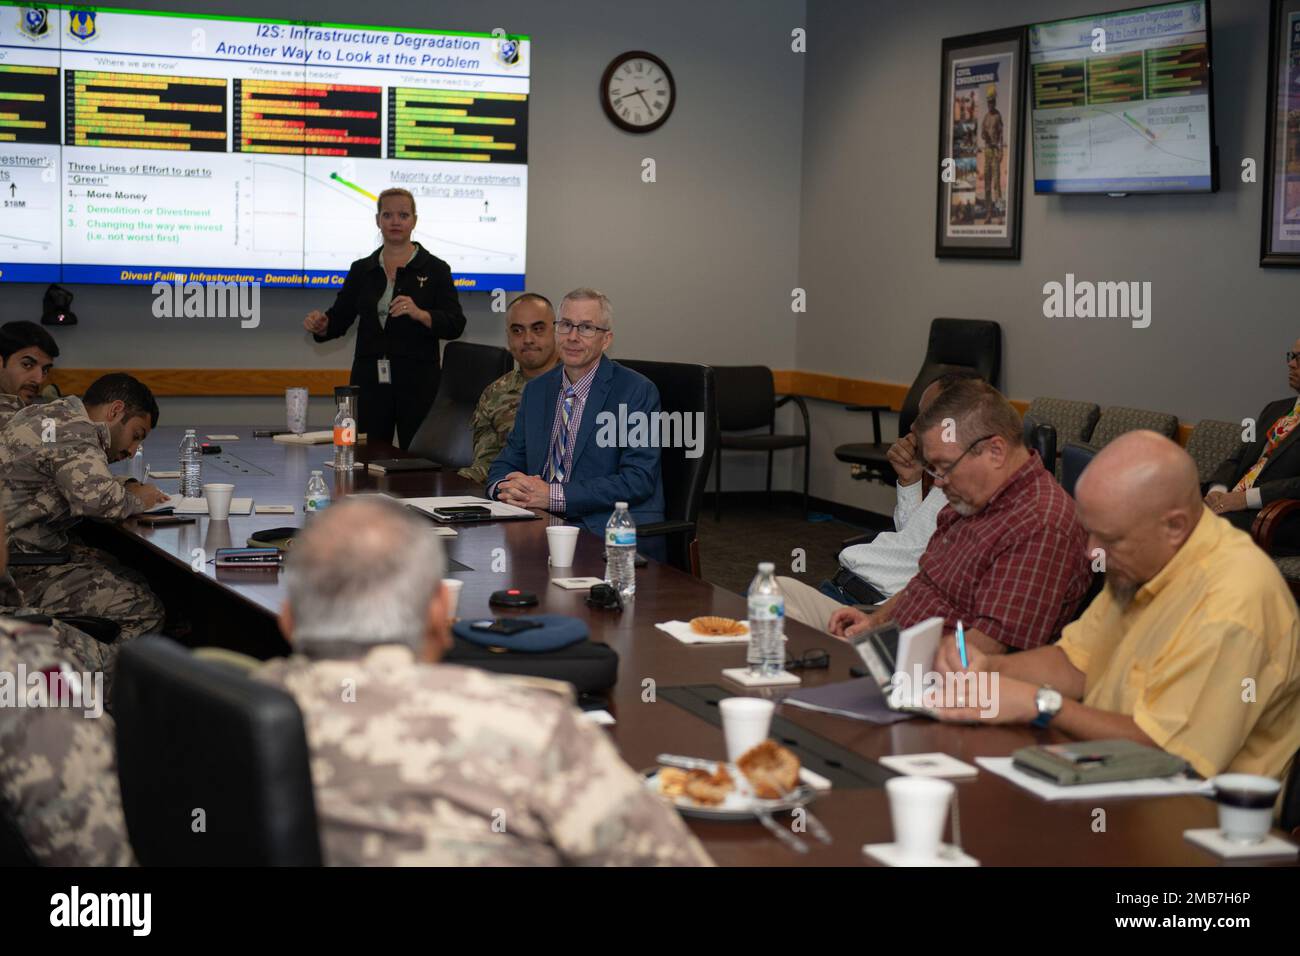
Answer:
[{"left": 828, "top": 380, "right": 1092, "bottom": 657}]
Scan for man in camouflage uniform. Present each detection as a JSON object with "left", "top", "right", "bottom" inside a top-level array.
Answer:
[
  {"left": 458, "top": 293, "right": 558, "bottom": 484},
  {"left": 0, "top": 616, "right": 135, "bottom": 865},
  {"left": 0, "top": 321, "right": 60, "bottom": 429},
  {"left": 256, "top": 495, "right": 712, "bottom": 866},
  {"left": 0, "top": 372, "right": 170, "bottom": 646}
]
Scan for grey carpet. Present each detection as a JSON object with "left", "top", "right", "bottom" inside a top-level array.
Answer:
[{"left": 695, "top": 502, "right": 881, "bottom": 596}]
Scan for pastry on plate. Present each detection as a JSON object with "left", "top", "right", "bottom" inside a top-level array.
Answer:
[
  {"left": 737, "top": 741, "right": 800, "bottom": 799},
  {"left": 689, "top": 616, "right": 748, "bottom": 636}
]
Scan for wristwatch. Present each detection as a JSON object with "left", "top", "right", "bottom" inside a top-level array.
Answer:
[{"left": 1032, "top": 686, "right": 1063, "bottom": 729}]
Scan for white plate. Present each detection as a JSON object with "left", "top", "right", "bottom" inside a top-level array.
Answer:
[{"left": 642, "top": 766, "right": 817, "bottom": 821}]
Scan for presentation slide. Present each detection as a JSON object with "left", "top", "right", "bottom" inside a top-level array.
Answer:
[
  {"left": 1029, "top": 1, "right": 1214, "bottom": 193},
  {"left": 0, "top": 4, "right": 529, "bottom": 289}
]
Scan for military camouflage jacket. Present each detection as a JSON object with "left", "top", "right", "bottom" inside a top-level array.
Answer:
[
  {"left": 458, "top": 368, "right": 528, "bottom": 485},
  {"left": 255, "top": 642, "right": 713, "bottom": 867},
  {"left": 0, "top": 616, "right": 134, "bottom": 866},
  {"left": 0, "top": 393, "right": 24, "bottom": 431},
  {"left": 0, "top": 395, "right": 141, "bottom": 553}
]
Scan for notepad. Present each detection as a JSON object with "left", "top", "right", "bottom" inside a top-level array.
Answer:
[{"left": 272, "top": 431, "right": 332, "bottom": 445}]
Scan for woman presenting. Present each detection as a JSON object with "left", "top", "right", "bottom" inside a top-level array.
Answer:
[{"left": 304, "top": 187, "right": 467, "bottom": 448}]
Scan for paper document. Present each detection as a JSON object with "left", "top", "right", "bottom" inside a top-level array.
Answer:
[
  {"left": 171, "top": 497, "right": 255, "bottom": 516},
  {"left": 975, "top": 757, "right": 1213, "bottom": 801}
]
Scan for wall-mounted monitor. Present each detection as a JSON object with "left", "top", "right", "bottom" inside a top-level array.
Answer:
[{"left": 1029, "top": 0, "right": 1217, "bottom": 194}]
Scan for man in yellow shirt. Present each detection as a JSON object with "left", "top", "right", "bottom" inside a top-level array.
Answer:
[{"left": 933, "top": 430, "right": 1300, "bottom": 782}]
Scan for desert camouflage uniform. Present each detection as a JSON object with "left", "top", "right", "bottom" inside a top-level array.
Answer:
[
  {"left": 0, "top": 393, "right": 25, "bottom": 430},
  {"left": 0, "top": 616, "right": 135, "bottom": 866},
  {"left": 255, "top": 642, "right": 713, "bottom": 867},
  {"left": 458, "top": 368, "right": 527, "bottom": 485},
  {"left": 0, "top": 396, "right": 163, "bottom": 640}
]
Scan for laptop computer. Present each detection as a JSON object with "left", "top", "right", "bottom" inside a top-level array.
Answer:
[{"left": 849, "top": 616, "right": 945, "bottom": 715}]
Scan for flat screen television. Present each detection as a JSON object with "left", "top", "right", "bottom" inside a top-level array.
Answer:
[{"left": 1029, "top": 0, "right": 1218, "bottom": 194}]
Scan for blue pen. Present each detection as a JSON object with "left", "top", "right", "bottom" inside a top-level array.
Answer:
[{"left": 956, "top": 620, "right": 968, "bottom": 669}]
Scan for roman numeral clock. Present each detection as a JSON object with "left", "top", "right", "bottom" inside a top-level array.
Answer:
[{"left": 600, "top": 51, "right": 676, "bottom": 133}]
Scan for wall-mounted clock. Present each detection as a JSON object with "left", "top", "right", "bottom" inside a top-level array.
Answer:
[{"left": 600, "top": 50, "right": 675, "bottom": 133}]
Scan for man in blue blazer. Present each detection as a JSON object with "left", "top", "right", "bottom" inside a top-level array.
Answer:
[{"left": 487, "top": 288, "right": 666, "bottom": 553}]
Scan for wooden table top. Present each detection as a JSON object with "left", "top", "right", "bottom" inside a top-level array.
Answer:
[{"left": 104, "top": 426, "right": 1289, "bottom": 867}]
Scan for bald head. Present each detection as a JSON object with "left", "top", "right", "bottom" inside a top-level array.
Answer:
[
  {"left": 280, "top": 496, "right": 448, "bottom": 656},
  {"left": 1076, "top": 431, "right": 1201, "bottom": 521},
  {"left": 1074, "top": 431, "right": 1204, "bottom": 598}
]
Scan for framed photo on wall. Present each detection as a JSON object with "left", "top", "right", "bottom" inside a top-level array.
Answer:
[
  {"left": 1262, "top": 0, "right": 1300, "bottom": 266},
  {"left": 935, "top": 27, "right": 1027, "bottom": 259}
]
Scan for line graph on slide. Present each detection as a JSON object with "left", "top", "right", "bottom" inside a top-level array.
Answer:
[{"left": 245, "top": 157, "right": 524, "bottom": 271}]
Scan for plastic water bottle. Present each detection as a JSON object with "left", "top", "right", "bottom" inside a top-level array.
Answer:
[
  {"left": 131, "top": 444, "right": 146, "bottom": 484},
  {"left": 604, "top": 501, "right": 636, "bottom": 599},
  {"left": 746, "top": 562, "right": 785, "bottom": 676},
  {"left": 333, "top": 399, "right": 355, "bottom": 471},
  {"left": 179, "top": 429, "right": 201, "bottom": 498},
  {"left": 304, "top": 470, "right": 330, "bottom": 513}
]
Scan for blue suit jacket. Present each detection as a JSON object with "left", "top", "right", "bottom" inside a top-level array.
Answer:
[{"left": 486, "top": 356, "right": 666, "bottom": 536}]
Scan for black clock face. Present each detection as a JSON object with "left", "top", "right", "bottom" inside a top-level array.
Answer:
[{"left": 601, "top": 51, "right": 675, "bottom": 133}]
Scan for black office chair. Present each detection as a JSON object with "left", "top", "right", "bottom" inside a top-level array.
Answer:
[
  {"left": 114, "top": 636, "right": 322, "bottom": 866},
  {"left": 1024, "top": 421, "right": 1057, "bottom": 480},
  {"left": 1060, "top": 442, "right": 1097, "bottom": 499},
  {"left": 712, "top": 366, "right": 809, "bottom": 520},
  {"left": 619, "top": 359, "right": 717, "bottom": 576},
  {"left": 834, "top": 318, "right": 1001, "bottom": 484},
  {"left": 407, "top": 342, "right": 514, "bottom": 466}
]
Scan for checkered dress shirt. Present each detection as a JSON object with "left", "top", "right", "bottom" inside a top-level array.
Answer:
[{"left": 888, "top": 453, "right": 1092, "bottom": 649}]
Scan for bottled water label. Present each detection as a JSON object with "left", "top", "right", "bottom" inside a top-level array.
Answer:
[
  {"left": 305, "top": 494, "right": 330, "bottom": 512},
  {"left": 606, "top": 528, "right": 636, "bottom": 547},
  {"left": 748, "top": 596, "right": 784, "bottom": 620}
]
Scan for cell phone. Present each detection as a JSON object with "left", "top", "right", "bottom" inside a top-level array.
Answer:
[
  {"left": 469, "top": 618, "right": 544, "bottom": 636},
  {"left": 430, "top": 505, "right": 492, "bottom": 522},
  {"left": 253, "top": 429, "right": 277, "bottom": 438},
  {"left": 136, "top": 514, "right": 195, "bottom": 526}
]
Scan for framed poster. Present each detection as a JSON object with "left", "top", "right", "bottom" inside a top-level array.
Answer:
[
  {"left": 935, "top": 27, "right": 1027, "bottom": 259},
  {"left": 1262, "top": 0, "right": 1300, "bottom": 266}
]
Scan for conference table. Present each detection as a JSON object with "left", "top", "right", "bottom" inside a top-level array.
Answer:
[{"left": 91, "top": 425, "right": 1289, "bottom": 867}]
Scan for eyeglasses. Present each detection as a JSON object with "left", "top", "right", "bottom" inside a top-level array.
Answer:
[
  {"left": 556, "top": 319, "right": 610, "bottom": 338},
  {"left": 1287, "top": 351, "right": 1300, "bottom": 364},
  {"left": 784, "top": 648, "right": 830, "bottom": 671},
  {"left": 921, "top": 434, "right": 996, "bottom": 482}
]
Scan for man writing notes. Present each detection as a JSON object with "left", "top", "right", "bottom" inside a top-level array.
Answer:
[
  {"left": 934, "top": 432, "right": 1300, "bottom": 784},
  {"left": 0, "top": 373, "right": 169, "bottom": 641},
  {"left": 825, "top": 380, "right": 1092, "bottom": 656},
  {"left": 486, "top": 288, "right": 665, "bottom": 543},
  {"left": 458, "top": 293, "right": 559, "bottom": 485}
]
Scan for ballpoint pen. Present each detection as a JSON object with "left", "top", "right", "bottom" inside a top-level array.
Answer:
[{"left": 956, "top": 619, "right": 968, "bottom": 669}]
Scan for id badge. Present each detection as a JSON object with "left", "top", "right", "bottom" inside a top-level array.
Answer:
[{"left": 377, "top": 358, "right": 392, "bottom": 384}]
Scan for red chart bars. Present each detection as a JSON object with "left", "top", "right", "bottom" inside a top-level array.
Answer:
[{"left": 233, "top": 79, "right": 383, "bottom": 158}]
